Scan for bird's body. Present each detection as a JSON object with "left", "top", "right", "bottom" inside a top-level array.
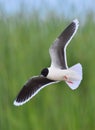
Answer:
[
  {"left": 14, "top": 19, "right": 83, "bottom": 106},
  {"left": 47, "top": 64, "right": 81, "bottom": 82}
]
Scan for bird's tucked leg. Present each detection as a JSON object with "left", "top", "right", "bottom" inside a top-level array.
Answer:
[{"left": 63, "top": 76, "right": 73, "bottom": 84}]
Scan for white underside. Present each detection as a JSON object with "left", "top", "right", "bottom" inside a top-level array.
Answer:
[{"left": 48, "top": 63, "right": 82, "bottom": 90}]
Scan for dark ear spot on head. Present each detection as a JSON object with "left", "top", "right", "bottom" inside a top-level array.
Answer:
[{"left": 41, "top": 68, "right": 49, "bottom": 77}]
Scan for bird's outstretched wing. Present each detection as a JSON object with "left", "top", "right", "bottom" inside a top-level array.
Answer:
[
  {"left": 14, "top": 76, "right": 56, "bottom": 106},
  {"left": 49, "top": 19, "right": 79, "bottom": 69}
]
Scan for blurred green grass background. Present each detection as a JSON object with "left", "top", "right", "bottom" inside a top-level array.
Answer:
[{"left": 0, "top": 11, "right": 95, "bottom": 130}]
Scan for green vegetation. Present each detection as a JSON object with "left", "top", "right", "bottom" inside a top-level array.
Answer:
[{"left": 0, "top": 12, "right": 95, "bottom": 130}]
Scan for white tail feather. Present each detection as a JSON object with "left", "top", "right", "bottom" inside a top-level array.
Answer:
[{"left": 65, "top": 63, "right": 82, "bottom": 90}]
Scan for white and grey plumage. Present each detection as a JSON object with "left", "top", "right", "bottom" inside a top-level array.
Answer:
[{"left": 14, "top": 19, "right": 83, "bottom": 106}]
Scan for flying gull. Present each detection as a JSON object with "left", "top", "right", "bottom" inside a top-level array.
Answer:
[{"left": 14, "top": 19, "right": 83, "bottom": 106}]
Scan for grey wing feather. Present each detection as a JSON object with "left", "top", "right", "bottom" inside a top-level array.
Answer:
[
  {"left": 49, "top": 19, "right": 79, "bottom": 69},
  {"left": 14, "top": 76, "right": 55, "bottom": 106}
]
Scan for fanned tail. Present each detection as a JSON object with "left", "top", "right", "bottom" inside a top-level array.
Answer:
[{"left": 65, "top": 63, "right": 83, "bottom": 90}]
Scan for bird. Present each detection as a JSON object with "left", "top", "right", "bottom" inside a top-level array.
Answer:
[{"left": 14, "top": 19, "right": 83, "bottom": 106}]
